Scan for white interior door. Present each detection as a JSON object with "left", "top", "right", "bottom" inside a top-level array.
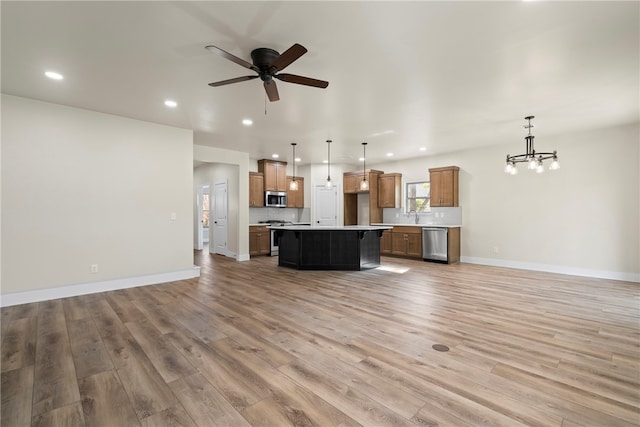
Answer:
[
  {"left": 314, "top": 185, "right": 338, "bottom": 226},
  {"left": 212, "top": 181, "right": 228, "bottom": 255}
]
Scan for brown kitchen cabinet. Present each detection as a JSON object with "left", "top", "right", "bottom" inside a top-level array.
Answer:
[
  {"left": 344, "top": 170, "right": 383, "bottom": 225},
  {"left": 258, "top": 159, "right": 288, "bottom": 192},
  {"left": 343, "top": 172, "right": 363, "bottom": 194},
  {"left": 286, "top": 176, "right": 304, "bottom": 208},
  {"left": 429, "top": 166, "right": 459, "bottom": 207},
  {"left": 389, "top": 226, "right": 423, "bottom": 258},
  {"left": 249, "top": 225, "right": 270, "bottom": 256},
  {"left": 249, "top": 172, "right": 264, "bottom": 207},
  {"left": 378, "top": 173, "right": 402, "bottom": 208},
  {"left": 380, "top": 229, "right": 392, "bottom": 254}
]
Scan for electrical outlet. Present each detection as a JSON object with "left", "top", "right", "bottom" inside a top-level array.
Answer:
[
  {"left": 170, "top": 212, "right": 177, "bottom": 221},
  {"left": 91, "top": 264, "right": 99, "bottom": 273},
  {"left": 493, "top": 247, "right": 499, "bottom": 254}
]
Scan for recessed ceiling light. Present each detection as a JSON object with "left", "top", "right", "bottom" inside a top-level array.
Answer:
[
  {"left": 242, "top": 118, "right": 253, "bottom": 126},
  {"left": 358, "top": 157, "right": 365, "bottom": 161},
  {"left": 272, "top": 154, "right": 279, "bottom": 159},
  {"left": 322, "top": 160, "right": 328, "bottom": 164},
  {"left": 386, "top": 152, "right": 394, "bottom": 157},
  {"left": 419, "top": 147, "right": 427, "bottom": 152},
  {"left": 45, "top": 71, "right": 63, "bottom": 80},
  {"left": 164, "top": 100, "right": 177, "bottom": 108},
  {"left": 295, "top": 158, "right": 301, "bottom": 162}
]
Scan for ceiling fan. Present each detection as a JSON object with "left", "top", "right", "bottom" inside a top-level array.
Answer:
[{"left": 205, "top": 43, "right": 329, "bottom": 102}]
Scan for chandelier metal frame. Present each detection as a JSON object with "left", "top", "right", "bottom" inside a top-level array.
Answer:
[{"left": 505, "top": 116, "right": 559, "bottom": 174}]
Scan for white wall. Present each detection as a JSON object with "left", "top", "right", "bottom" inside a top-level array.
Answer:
[
  {"left": 193, "top": 163, "right": 239, "bottom": 256},
  {"left": 371, "top": 123, "right": 639, "bottom": 281},
  {"left": 1, "top": 95, "right": 196, "bottom": 298}
]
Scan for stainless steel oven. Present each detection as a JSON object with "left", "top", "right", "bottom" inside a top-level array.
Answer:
[
  {"left": 258, "top": 220, "right": 292, "bottom": 256},
  {"left": 270, "top": 228, "right": 280, "bottom": 256}
]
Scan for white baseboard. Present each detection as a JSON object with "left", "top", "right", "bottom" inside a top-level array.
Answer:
[
  {"left": 237, "top": 253, "right": 250, "bottom": 261},
  {"left": 0, "top": 266, "right": 201, "bottom": 307},
  {"left": 460, "top": 256, "right": 640, "bottom": 283}
]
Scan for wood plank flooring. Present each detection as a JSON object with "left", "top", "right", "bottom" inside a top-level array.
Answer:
[{"left": 1, "top": 252, "right": 639, "bottom": 426}]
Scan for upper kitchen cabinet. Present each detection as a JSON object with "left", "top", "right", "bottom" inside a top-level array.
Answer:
[
  {"left": 429, "top": 166, "right": 459, "bottom": 207},
  {"left": 378, "top": 173, "right": 402, "bottom": 208},
  {"left": 344, "top": 170, "right": 383, "bottom": 225},
  {"left": 286, "top": 176, "right": 304, "bottom": 208},
  {"left": 249, "top": 172, "right": 264, "bottom": 207},
  {"left": 343, "top": 172, "right": 362, "bottom": 194},
  {"left": 258, "top": 159, "right": 288, "bottom": 192},
  {"left": 343, "top": 170, "right": 383, "bottom": 194}
]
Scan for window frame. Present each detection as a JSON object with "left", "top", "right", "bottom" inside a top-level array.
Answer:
[{"left": 405, "top": 180, "right": 431, "bottom": 213}]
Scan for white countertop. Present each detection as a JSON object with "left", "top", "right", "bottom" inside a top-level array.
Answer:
[
  {"left": 269, "top": 225, "right": 393, "bottom": 231},
  {"left": 371, "top": 223, "right": 462, "bottom": 228},
  {"left": 250, "top": 222, "right": 311, "bottom": 227}
]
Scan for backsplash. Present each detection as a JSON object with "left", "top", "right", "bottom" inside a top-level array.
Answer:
[
  {"left": 382, "top": 207, "right": 462, "bottom": 226},
  {"left": 250, "top": 207, "right": 310, "bottom": 224}
]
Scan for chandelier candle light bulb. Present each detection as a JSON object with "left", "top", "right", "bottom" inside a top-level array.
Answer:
[{"left": 505, "top": 116, "right": 559, "bottom": 175}]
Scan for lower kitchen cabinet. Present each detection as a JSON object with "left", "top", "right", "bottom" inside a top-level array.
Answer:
[
  {"left": 380, "top": 230, "right": 393, "bottom": 254},
  {"left": 249, "top": 226, "right": 270, "bottom": 256},
  {"left": 388, "top": 226, "right": 423, "bottom": 258}
]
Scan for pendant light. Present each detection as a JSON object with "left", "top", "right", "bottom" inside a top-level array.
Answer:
[
  {"left": 504, "top": 116, "right": 559, "bottom": 175},
  {"left": 289, "top": 143, "right": 298, "bottom": 191},
  {"left": 359, "top": 142, "right": 369, "bottom": 191},
  {"left": 325, "top": 139, "right": 333, "bottom": 188}
]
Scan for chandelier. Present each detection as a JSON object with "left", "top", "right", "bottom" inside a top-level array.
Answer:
[
  {"left": 289, "top": 143, "right": 298, "bottom": 191},
  {"left": 360, "top": 142, "right": 369, "bottom": 191},
  {"left": 325, "top": 139, "right": 333, "bottom": 188},
  {"left": 505, "top": 116, "right": 559, "bottom": 175}
]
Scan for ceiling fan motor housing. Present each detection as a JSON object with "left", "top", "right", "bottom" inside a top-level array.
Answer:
[{"left": 251, "top": 48, "right": 280, "bottom": 79}]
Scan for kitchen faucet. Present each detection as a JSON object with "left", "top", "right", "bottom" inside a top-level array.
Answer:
[{"left": 409, "top": 209, "right": 419, "bottom": 224}]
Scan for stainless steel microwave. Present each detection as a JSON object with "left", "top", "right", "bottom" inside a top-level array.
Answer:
[{"left": 265, "top": 191, "right": 287, "bottom": 207}]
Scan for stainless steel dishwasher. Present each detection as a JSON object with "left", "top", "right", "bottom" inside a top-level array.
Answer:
[{"left": 422, "top": 227, "right": 448, "bottom": 262}]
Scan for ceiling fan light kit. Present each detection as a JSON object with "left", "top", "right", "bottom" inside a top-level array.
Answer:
[
  {"left": 206, "top": 43, "right": 329, "bottom": 102},
  {"left": 505, "top": 116, "right": 559, "bottom": 176}
]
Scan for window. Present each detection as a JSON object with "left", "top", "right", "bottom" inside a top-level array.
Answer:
[
  {"left": 202, "top": 193, "right": 210, "bottom": 228},
  {"left": 406, "top": 181, "right": 430, "bottom": 212}
]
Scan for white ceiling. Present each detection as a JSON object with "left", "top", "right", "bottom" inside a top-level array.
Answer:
[{"left": 2, "top": 1, "right": 638, "bottom": 167}]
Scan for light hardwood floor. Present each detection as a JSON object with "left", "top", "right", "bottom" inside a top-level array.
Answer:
[{"left": 2, "top": 252, "right": 639, "bottom": 426}]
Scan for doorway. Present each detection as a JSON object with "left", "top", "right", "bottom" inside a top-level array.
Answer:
[{"left": 196, "top": 184, "right": 210, "bottom": 251}]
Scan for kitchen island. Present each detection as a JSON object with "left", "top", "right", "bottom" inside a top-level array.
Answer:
[{"left": 271, "top": 225, "right": 392, "bottom": 270}]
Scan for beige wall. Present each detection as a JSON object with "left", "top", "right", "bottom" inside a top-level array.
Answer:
[
  {"left": 1, "top": 95, "right": 195, "bottom": 295},
  {"left": 371, "top": 123, "right": 639, "bottom": 280}
]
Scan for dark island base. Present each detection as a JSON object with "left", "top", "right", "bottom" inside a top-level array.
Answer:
[{"left": 277, "top": 229, "right": 383, "bottom": 270}]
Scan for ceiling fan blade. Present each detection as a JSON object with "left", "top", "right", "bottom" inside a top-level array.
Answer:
[
  {"left": 264, "top": 80, "right": 280, "bottom": 102},
  {"left": 275, "top": 73, "right": 329, "bottom": 89},
  {"left": 269, "top": 43, "right": 307, "bottom": 72},
  {"left": 205, "top": 45, "right": 259, "bottom": 72},
  {"left": 208, "top": 75, "right": 259, "bottom": 87}
]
